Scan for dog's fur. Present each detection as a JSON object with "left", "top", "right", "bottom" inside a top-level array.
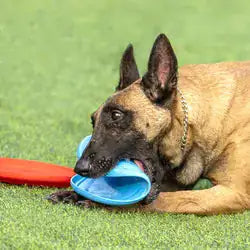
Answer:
[{"left": 48, "top": 34, "right": 250, "bottom": 214}]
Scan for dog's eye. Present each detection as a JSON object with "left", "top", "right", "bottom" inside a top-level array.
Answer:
[{"left": 111, "top": 110, "right": 123, "bottom": 121}]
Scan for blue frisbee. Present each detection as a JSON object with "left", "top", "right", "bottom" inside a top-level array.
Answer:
[{"left": 71, "top": 135, "right": 151, "bottom": 206}]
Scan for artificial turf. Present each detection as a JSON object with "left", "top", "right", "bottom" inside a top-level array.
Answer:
[{"left": 0, "top": 0, "right": 250, "bottom": 248}]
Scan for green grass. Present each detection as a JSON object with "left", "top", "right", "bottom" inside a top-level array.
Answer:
[{"left": 0, "top": 0, "right": 250, "bottom": 248}]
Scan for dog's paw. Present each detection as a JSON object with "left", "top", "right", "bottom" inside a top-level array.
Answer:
[
  {"left": 46, "top": 190, "right": 99, "bottom": 209},
  {"left": 75, "top": 199, "right": 100, "bottom": 209},
  {"left": 46, "top": 190, "right": 81, "bottom": 204}
]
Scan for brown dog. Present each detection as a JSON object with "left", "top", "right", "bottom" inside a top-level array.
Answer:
[{"left": 48, "top": 34, "right": 250, "bottom": 214}]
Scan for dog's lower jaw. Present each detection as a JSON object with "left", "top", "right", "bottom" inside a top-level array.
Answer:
[{"left": 141, "top": 182, "right": 161, "bottom": 205}]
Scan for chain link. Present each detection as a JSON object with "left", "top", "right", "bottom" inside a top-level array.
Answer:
[{"left": 177, "top": 87, "right": 189, "bottom": 153}]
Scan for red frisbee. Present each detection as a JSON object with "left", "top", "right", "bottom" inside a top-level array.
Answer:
[{"left": 0, "top": 158, "right": 75, "bottom": 187}]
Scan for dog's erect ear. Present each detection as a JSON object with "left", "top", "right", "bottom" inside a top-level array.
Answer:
[
  {"left": 142, "top": 34, "right": 178, "bottom": 105},
  {"left": 116, "top": 44, "right": 140, "bottom": 91}
]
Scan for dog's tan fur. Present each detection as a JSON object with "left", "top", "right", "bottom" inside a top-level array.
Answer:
[
  {"left": 111, "top": 61, "right": 250, "bottom": 214},
  {"left": 48, "top": 35, "right": 250, "bottom": 215}
]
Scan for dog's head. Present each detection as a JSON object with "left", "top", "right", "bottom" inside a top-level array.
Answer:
[{"left": 75, "top": 34, "right": 178, "bottom": 203}]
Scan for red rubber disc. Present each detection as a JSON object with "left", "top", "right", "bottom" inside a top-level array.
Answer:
[{"left": 0, "top": 158, "right": 75, "bottom": 187}]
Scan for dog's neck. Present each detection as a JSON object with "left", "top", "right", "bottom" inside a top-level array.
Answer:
[{"left": 159, "top": 86, "right": 193, "bottom": 169}]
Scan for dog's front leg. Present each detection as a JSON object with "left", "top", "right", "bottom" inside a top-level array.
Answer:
[{"left": 141, "top": 185, "right": 250, "bottom": 215}]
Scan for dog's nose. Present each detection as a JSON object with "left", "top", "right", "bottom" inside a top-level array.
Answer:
[{"left": 74, "top": 158, "right": 90, "bottom": 176}]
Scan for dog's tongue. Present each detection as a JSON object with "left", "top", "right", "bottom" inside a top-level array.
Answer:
[{"left": 134, "top": 160, "right": 144, "bottom": 172}]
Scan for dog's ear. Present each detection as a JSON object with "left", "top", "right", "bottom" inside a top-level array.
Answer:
[
  {"left": 116, "top": 44, "right": 140, "bottom": 91},
  {"left": 142, "top": 34, "right": 178, "bottom": 105}
]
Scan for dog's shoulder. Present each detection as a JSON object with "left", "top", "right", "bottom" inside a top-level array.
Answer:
[{"left": 178, "top": 60, "right": 250, "bottom": 150}]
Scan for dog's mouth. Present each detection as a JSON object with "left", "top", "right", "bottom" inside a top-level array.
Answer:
[
  {"left": 130, "top": 158, "right": 156, "bottom": 183},
  {"left": 133, "top": 159, "right": 145, "bottom": 172},
  {"left": 132, "top": 157, "right": 162, "bottom": 205}
]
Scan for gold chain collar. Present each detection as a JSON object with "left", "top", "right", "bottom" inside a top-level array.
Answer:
[{"left": 177, "top": 87, "right": 189, "bottom": 153}]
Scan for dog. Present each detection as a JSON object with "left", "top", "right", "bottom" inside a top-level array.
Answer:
[{"left": 48, "top": 34, "right": 250, "bottom": 214}]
